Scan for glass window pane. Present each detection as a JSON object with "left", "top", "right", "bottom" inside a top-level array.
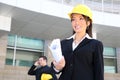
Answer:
[
  {"left": 16, "top": 60, "right": 34, "bottom": 67},
  {"left": 5, "top": 49, "right": 14, "bottom": 65},
  {"left": 104, "top": 58, "right": 116, "bottom": 66},
  {"left": 104, "top": 66, "right": 116, "bottom": 73},
  {"left": 15, "top": 50, "right": 43, "bottom": 67},
  {"left": 6, "top": 59, "right": 13, "bottom": 65},
  {"left": 6, "top": 34, "right": 45, "bottom": 67},
  {"left": 103, "top": 47, "right": 116, "bottom": 56},
  {"left": 104, "top": 58, "right": 117, "bottom": 73},
  {"left": 17, "top": 36, "right": 44, "bottom": 50},
  {"left": 104, "top": 0, "right": 112, "bottom": 4},
  {"left": 7, "top": 34, "right": 15, "bottom": 47}
]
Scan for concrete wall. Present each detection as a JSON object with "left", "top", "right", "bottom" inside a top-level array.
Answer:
[
  {"left": 0, "top": 65, "right": 34, "bottom": 80},
  {"left": 105, "top": 73, "right": 120, "bottom": 80}
]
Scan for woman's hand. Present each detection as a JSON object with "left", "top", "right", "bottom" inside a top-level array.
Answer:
[{"left": 53, "top": 56, "right": 65, "bottom": 71}]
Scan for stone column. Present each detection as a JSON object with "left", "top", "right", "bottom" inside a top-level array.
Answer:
[
  {"left": 44, "top": 40, "right": 53, "bottom": 66},
  {"left": 0, "top": 15, "right": 11, "bottom": 69},
  {"left": 0, "top": 32, "right": 8, "bottom": 69},
  {"left": 116, "top": 48, "right": 120, "bottom": 73}
]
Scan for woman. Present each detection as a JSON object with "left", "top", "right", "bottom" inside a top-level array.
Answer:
[{"left": 53, "top": 4, "right": 104, "bottom": 80}]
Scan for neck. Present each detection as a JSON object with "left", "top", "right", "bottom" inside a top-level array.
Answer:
[
  {"left": 75, "top": 32, "right": 86, "bottom": 42},
  {"left": 41, "top": 63, "right": 47, "bottom": 67}
]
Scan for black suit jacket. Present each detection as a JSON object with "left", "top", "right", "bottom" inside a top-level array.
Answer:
[{"left": 59, "top": 37, "right": 104, "bottom": 80}]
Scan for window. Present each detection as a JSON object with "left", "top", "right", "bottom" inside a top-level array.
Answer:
[
  {"left": 6, "top": 34, "right": 44, "bottom": 67},
  {"left": 103, "top": 47, "right": 117, "bottom": 73}
]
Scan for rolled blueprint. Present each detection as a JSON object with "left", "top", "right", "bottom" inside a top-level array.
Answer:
[{"left": 49, "top": 39, "right": 62, "bottom": 62}]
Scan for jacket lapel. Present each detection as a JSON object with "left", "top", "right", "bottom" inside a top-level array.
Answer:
[
  {"left": 73, "top": 38, "right": 91, "bottom": 52},
  {"left": 67, "top": 38, "right": 73, "bottom": 53}
]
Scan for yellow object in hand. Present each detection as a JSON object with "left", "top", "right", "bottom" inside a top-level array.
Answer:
[{"left": 41, "top": 73, "right": 52, "bottom": 80}]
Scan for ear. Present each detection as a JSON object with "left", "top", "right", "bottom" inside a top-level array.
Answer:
[{"left": 87, "top": 21, "right": 90, "bottom": 27}]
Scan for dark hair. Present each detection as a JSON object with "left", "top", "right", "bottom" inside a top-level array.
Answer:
[
  {"left": 72, "top": 14, "right": 93, "bottom": 38},
  {"left": 39, "top": 56, "right": 47, "bottom": 62}
]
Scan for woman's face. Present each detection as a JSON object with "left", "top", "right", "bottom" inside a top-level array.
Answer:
[{"left": 71, "top": 14, "right": 89, "bottom": 34}]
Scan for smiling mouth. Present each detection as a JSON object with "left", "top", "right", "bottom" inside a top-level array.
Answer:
[{"left": 75, "top": 26, "right": 80, "bottom": 29}]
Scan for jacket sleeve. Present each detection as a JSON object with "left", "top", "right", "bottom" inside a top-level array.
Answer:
[
  {"left": 93, "top": 41, "right": 104, "bottom": 80},
  {"left": 50, "top": 62, "right": 61, "bottom": 74},
  {"left": 28, "top": 65, "right": 37, "bottom": 75}
]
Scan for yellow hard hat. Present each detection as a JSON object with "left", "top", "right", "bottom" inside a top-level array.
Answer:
[
  {"left": 68, "top": 4, "right": 93, "bottom": 20},
  {"left": 41, "top": 73, "right": 52, "bottom": 80}
]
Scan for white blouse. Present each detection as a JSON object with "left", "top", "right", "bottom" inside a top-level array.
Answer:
[{"left": 67, "top": 34, "right": 92, "bottom": 51}]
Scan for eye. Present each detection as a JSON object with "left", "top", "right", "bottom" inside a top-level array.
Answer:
[
  {"left": 71, "top": 18, "right": 75, "bottom": 22},
  {"left": 79, "top": 17, "right": 84, "bottom": 21}
]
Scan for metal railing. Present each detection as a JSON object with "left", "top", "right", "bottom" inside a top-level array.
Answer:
[{"left": 49, "top": 0, "right": 120, "bottom": 14}]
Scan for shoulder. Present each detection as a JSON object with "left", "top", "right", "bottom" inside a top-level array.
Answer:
[
  {"left": 90, "top": 39, "right": 103, "bottom": 52},
  {"left": 61, "top": 38, "right": 73, "bottom": 44},
  {"left": 86, "top": 38, "right": 103, "bottom": 50},
  {"left": 90, "top": 39, "right": 103, "bottom": 45},
  {"left": 41, "top": 65, "right": 50, "bottom": 71},
  {"left": 44, "top": 65, "right": 50, "bottom": 69}
]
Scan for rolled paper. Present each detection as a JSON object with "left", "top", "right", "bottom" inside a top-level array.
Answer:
[{"left": 49, "top": 39, "right": 62, "bottom": 62}]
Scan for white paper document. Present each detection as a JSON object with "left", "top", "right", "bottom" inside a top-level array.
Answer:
[{"left": 49, "top": 39, "right": 62, "bottom": 62}]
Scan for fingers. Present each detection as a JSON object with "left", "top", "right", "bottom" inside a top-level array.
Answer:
[
  {"left": 53, "top": 56, "right": 65, "bottom": 71},
  {"left": 34, "top": 60, "right": 39, "bottom": 66}
]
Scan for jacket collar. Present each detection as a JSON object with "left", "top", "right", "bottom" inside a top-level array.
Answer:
[
  {"left": 66, "top": 34, "right": 92, "bottom": 52},
  {"left": 66, "top": 33, "right": 92, "bottom": 40}
]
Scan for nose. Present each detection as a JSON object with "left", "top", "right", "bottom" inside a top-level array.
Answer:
[{"left": 75, "top": 20, "right": 79, "bottom": 25}]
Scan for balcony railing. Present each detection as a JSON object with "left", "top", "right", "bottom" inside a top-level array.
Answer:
[{"left": 49, "top": 0, "right": 120, "bottom": 14}]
